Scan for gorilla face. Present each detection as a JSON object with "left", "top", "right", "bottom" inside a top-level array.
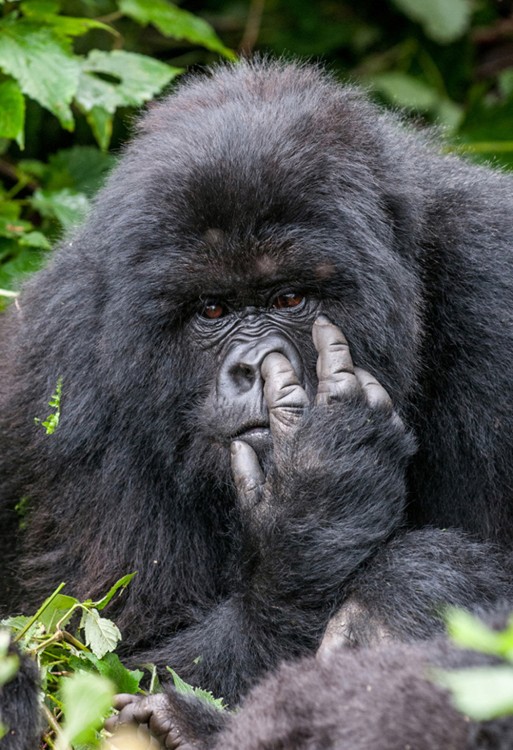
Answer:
[
  {"left": 82, "top": 64, "right": 423, "bottom": 492},
  {"left": 89, "top": 81, "right": 423, "bottom": 490},
  {"left": 194, "top": 284, "right": 320, "bottom": 461}
]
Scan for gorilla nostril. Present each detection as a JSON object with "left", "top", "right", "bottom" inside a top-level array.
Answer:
[
  {"left": 240, "top": 364, "right": 253, "bottom": 378},
  {"left": 230, "top": 363, "right": 256, "bottom": 391}
]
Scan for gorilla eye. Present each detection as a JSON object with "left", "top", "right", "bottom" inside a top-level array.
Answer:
[
  {"left": 201, "top": 301, "right": 226, "bottom": 319},
  {"left": 272, "top": 293, "right": 304, "bottom": 310}
]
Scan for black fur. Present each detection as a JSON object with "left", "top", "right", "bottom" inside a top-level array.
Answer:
[
  {"left": 160, "top": 635, "right": 513, "bottom": 750},
  {"left": 2, "top": 60, "right": 513, "bottom": 745},
  {"left": 0, "top": 644, "right": 41, "bottom": 750}
]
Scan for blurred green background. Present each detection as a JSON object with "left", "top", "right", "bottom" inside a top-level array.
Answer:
[{"left": 1, "top": 0, "right": 513, "bottom": 304}]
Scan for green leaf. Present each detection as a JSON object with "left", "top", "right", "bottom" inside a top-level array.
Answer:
[
  {"left": 12, "top": 582, "right": 67, "bottom": 642},
  {"left": 446, "top": 608, "right": 513, "bottom": 660},
  {"left": 31, "top": 188, "right": 90, "bottom": 230},
  {"left": 75, "top": 48, "right": 180, "bottom": 148},
  {"left": 91, "top": 573, "right": 136, "bottom": 611},
  {"left": 91, "top": 653, "right": 143, "bottom": 694},
  {"left": 0, "top": 245, "right": 45, "bottom": 290},
  {"left": 58, "top": 671, "right": 114, "bottom": 749},
  {"left": 0, "top": 654, "right": 19, "bottom": 688},
  {"left": 369, "top": 73, "right": 438, "bottom": 110},
  {"left": 38, "top": 593, "right": 77, "bottom": 632},
  {"left": 80, "top": 609, "right": 121, "bottom": 658},
  {"left": 0, "top": 19, "right": 80, "bottom": 129},
  {"left": 0, "top": 215, "right": 32, "bottom": 239},
  {"left": 21, "top": 0, "right": 115, "bottom": 37},
  {"left": 18, "top": 231, "right": 51, "bottom": 250},
  {"left": 390, "top": 0, "right": 471, "bottom": 44},
  {"left": 118, "top": 0, "right": 234, "bottom": 58},
  {"left": 167, "top": 668, "right": 225, "bottom": 711},
  {"left": 1, "top": 616, "right": 32, "bottom": 634},
  {"left": 68, "top": 651, "right": 143, "bottom": 694},
  {"left": 47, "top": 146, "right": 114, "bottom": 196},
  {"left": 85, "top": 106, "right": 113, "bottom": 151},
  {"left": 435, "top": 666, "right": 513, "bottom": 720},
  {"left": 76, "top": 49, "right": 181, "bottom": 114},
  {"left": 0, "top": 201, "right": 22, "bottom": 220},
  {"left": 0, "top": 80, "right": 25, "bottom": 147}
]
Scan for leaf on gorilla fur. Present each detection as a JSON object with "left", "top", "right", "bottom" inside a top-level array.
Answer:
[
  {"left": 167, "top": 667, "right": 226, "bottom": 711},
  {"left": 89, "top": 572, "right": 137, "bottom": 611},
  {"left": 58, "top": 671, "right": 114, "bottom": 749},
  {"left": 80, "top": 609, "right": 122, "bottom": 659},
  {"left": 435, "top": 666, "right": 513, "bottom": 720}
]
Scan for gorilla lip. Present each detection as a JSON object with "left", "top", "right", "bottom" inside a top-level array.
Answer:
[
  {"left": 233, "top": 425, "right": 272, "bottom": 453},
  {"left": 232, "top": 422, "right": 270, "bottom": 439}
]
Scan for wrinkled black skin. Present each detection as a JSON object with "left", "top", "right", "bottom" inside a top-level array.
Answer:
[{"left": 2, "top": 60, "right": 513, "bottom": 743}]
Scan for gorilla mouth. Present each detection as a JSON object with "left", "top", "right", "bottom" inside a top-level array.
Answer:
[
  {"left": 233, "top": 422, "right": 270, "bottom": 438},
  {"left": 233, "top": 423, "right": 272, "bottom": 454}
]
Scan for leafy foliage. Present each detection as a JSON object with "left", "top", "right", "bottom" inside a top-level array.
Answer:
[
  {"left": 0, "top": 575, "right": 227, "bottom": 748},
  {"left": 1, "top": 576, "right": 143, "bottom": 748},
  {"left": 168, "top": 667, "right": 226, "bottom": 712},
  {"left": 0, "top": 0, "right": 233, "bottom": 306},
  {"left": 34, "top": 377, "right": 63, "bottom": 435}
]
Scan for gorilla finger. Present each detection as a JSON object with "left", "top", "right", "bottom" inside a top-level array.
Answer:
[
  {"left": 147, "top": 716, "right": 183, "bottom": 749},
  {"left": 105, "top": 702, "right": 143, "bottom": 731},
  {"left": 313, "top": 317, "right": 358, "bottom": 405},
  {"left": 113, "top": 694, "right": 140, "bottom": 711},
  {"left": 131, "top": 695, "right": 171, "bottom": 726},
  {"left": 231, "top": 440, "right": 265, "bottom": 508},
  {"left": 261, "top": 352, "right": 308, "bottom": 446},
  {"left": 261, "top": 352, "right": 309, "bottom": 410},
  {"left": 354, "top": 368, "right": 393, "bottom": 410}
]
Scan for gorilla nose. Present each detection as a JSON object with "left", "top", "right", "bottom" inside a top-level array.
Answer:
[{"left": 219, "top": 336, "right": 303, "bottom": 396}]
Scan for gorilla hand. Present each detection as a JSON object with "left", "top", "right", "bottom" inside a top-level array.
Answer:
[
  {"left": 105, "top": 690, "right": 228, "bottom": 750},
  {"left": 231, "top": 316, "right": 415, "bottom": 606},
  {"left": 105, "top": 693, "right": 184, "bottom": 749}
]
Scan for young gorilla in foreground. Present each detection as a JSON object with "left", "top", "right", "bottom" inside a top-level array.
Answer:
[
  {"left": 3, "top": 60, "right": 513, "bottom": 747},
  {"left": 110, "top": 634, "right": 513, "bottom": 750}
]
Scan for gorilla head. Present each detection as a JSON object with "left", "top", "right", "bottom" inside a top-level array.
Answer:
[
  {"left": 77, "top": 63, "right": 423, "bottom": 479},
  {"left": 2, "top": 60, "right": 513, "bottom": 713}
]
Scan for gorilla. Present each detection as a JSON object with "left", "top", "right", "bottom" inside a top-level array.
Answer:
[
  {"left": 109, "top": 632, "right": 513, "bottom": 750},
  {"left": 2, "top": 59, "right": 513, "bottom": 747}
]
